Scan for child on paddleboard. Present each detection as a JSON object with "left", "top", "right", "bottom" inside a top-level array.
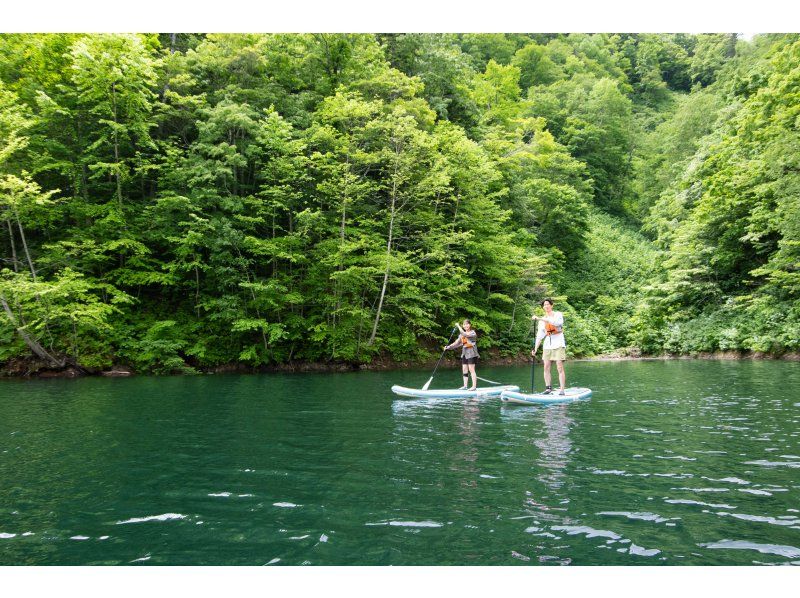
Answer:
[
  {"left": 445, "top": 319, "right": 479, "bottom": 390},
  {"left": 531, "top": 298, "right": 566, "bottom": 395}
]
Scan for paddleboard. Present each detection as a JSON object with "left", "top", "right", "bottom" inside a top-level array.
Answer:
[
  {"left": 500, "top": 387, "right": 592, "bottom": 405},
  {"left": 391, "top": 385, "right": 519, "bottom": 399}
]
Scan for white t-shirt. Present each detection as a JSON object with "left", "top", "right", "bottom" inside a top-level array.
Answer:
[{"left": 535, "top": 311, "right": 565, "bottom": 350}]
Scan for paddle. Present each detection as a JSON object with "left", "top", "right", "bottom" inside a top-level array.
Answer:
[
  {"left": 529, "top": 316, "right": 538, "bottom": 393},
  {"left": 476, "top": 376, "right": 504, "bottom": 385},
  {"left": 421, "top": 327, "right": 458, "bottom": 391}
]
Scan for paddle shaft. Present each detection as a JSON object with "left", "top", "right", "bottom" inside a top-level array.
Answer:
[
  {"left": 423, "top": 327, "right": 457, "bottom": 389},
  {"left": 530, "top": 317, "right": 538, "bottom": 393},
  {"left": 530, "top": 352, "right": 535, "bottom": 393}
]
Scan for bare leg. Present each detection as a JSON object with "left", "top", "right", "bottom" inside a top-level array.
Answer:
[
  {"left": 556, "top": 360, "right": 566, "bottom": 390},
  {"left": 468, "top": 363, "right": 477, "bottom": 390},
  {"left": 461, "top": 364, "right": 469, "bottom": 389},
  {"left": 543, "top": 359, "right": 552, "bottom": 388}
]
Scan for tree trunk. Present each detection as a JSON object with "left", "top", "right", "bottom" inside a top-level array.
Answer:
[
  {"left": 194, "top": 264, "right": 200, "bottom": 318},
  {"left": 81, "top": 162, "right": 89, "bottom": 201},
  {"left": 6, "top": 219, "right": 18, "bottom": 272},
  {"left": 111, "top": 82, "right": 123, "bottom": 211},
  {"left": 332, "top": 162, "right": 350, "bottom": 357},
  {"left": 15, "top": 213, "right": 36, "bottom": 282},
  {"left": 0, "top": 292, "right": 63, "bottom": 367},
  {"left": 288, "top": 208, "right": 294, "bottom": 280},
  {"left": 355, "top": 290, "right": 365, "bottom": 361},
  {"left": 368, "top": 147, "right": 401, "bottom": 346},
  {"left": 272, "top": 212, "right": 277, "bottom": 277},
  {"left": 72, "top": 318, "right": 79, "bottom": 361},
  {"left": 239, "top": 260, "right": 269, "bottom": 356}
]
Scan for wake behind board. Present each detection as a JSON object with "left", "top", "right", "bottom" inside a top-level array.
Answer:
[
  {"left": 501, "top": 387, "right": 592, "bottom": 405},
  {"left": 391, "top": 385, "right": 519, "bottom": 399}
]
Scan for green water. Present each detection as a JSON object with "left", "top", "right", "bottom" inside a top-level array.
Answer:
[{"left": 1, "top": 360, "right": 799, "bottom": 566}]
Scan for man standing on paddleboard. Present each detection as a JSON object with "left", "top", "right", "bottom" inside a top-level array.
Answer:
[{"left": 531, "top": 299, "right": 566, "bottom": 395}]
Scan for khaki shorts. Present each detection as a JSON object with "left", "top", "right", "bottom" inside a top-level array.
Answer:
[{"left": 542, "top": 347, "right": 567, "bottom": 361}]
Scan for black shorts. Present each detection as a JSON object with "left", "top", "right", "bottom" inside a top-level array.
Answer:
[{"left": 461, "top": 356, "right": 478, "bottom": 365}]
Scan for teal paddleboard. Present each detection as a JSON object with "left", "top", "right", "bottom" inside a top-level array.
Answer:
[{"left": 501, "top": 387, "right": 592, "bottom": 405}]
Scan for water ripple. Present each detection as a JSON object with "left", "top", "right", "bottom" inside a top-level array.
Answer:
[
  {"left": 717, "top": 513, "right": 800, "bottom": 527},
  {"left": 551, "top": 525, "right": 621, "bottom": 540},
  {"left": 116, "top": 513, "right": 186, "bottom": 525},
  {"left": 627, "top": 544, "right": 661, "bottom": 556},
  {"left": 744, "top": 460, "right": 800, "bottom": 468},
  {"left": 597, "top": 511, "right": 676, "bottom": 524},
  {"left": 700, "top": 540, "right": 800, "bottom": 558},
  {"left": 365, "top": 520, "right": 443, "bottom": 528},
  {"left": 664, "top": 499, "right": 736, "bottom": 509}
]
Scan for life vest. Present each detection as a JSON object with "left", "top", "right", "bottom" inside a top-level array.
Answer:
[
  {"left": 460, "top": 334, "right": 475, "bottom": 349},
  {"left": 544, "top": 321, "right": 562, "bottom": 336}
]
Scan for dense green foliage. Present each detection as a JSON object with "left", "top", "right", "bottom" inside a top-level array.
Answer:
[{"left": 1, "top": 33, "right": 797, "bottom": 373}]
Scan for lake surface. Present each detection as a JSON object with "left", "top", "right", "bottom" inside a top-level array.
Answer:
[{"left": 1, "top": 360, "right": 799, "bottom": 566}]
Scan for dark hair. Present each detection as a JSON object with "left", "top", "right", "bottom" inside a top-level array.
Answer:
[
  {"left": 463, "top": 319, "right": 471, "bottom": 325},
  {"left": 540, "top": 298, "right": 554, "bottom": 307}
]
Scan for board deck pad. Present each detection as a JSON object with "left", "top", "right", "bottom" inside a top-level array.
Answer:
[
  {"left": 501, "top": 387, "right": 592, "bottom": 405},
  {"left": 391, "top": 384, "right": 519, "bottom": 399}
]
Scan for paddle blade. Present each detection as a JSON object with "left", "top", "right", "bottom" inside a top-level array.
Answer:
[{"left": 421, "top": 376, "right": 434, "bottom": 391}]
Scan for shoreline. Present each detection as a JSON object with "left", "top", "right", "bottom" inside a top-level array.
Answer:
[
  {"left": 1, "top": 349, "right": 798, "bottom": 380},
  {"left": 576, "top": 351, "right": 800, "bottom": 362}
]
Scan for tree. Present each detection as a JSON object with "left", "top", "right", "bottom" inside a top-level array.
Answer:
[
  {"left": 459, "top": 34, "right": 522, "bottom": 68},
  {"left": 690, "top": 34, "right": 737, "bottom": 87},
  {"left": 69, "top": 34, "right": 159, "bottom": 210},
  {"left": 469, "top": 60, "right": 523, "bottom": 133},
  {"left": 482, "top": 117, "right": 591, "bottom": 254},
  {"left": 561, "top": 78, "right": 635, "bottom": 214},
  {"left": 512, "top": 42, "right": 563, "bottom": 90}
]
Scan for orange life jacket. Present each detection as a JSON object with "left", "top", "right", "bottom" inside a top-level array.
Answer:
[
  {"left": 544, "top": 321, "right": 563, "bottom": 336},
  {"left": 460, "top": 334, "right": 475, "bottom": 349}
]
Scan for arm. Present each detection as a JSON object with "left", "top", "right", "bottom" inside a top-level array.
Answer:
[
  {"left": 446, "top": 337, "right": 464, "bottom": 351},
  {"left": 450, "top": 328, "right": 475, "bottom": 349},
  {"left": 531, "top": 316, "right": 544, "bottom": 358},
  {"left": 539, "top": 312, "right": 564, "bottom": 327},
  {"left": 446, "top": 323, "right": 466, "bottom": 349},
  {"left": 531, "top": 320, "right": 544, "bottom": 356}
]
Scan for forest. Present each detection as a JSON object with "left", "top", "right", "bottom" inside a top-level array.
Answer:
[{"left": 0, "top": 33, "right": 798, "bottom": 374}]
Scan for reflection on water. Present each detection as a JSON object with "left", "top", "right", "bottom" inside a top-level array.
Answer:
[
  {"left": 457, "top": 401, "right": 480, "bottom": 488},
  {"left": 534, "top": 405, "right": 573, "bottom": 491},
  {"left": 1, "top": 360, "right": 799, "bottom": 565}
]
